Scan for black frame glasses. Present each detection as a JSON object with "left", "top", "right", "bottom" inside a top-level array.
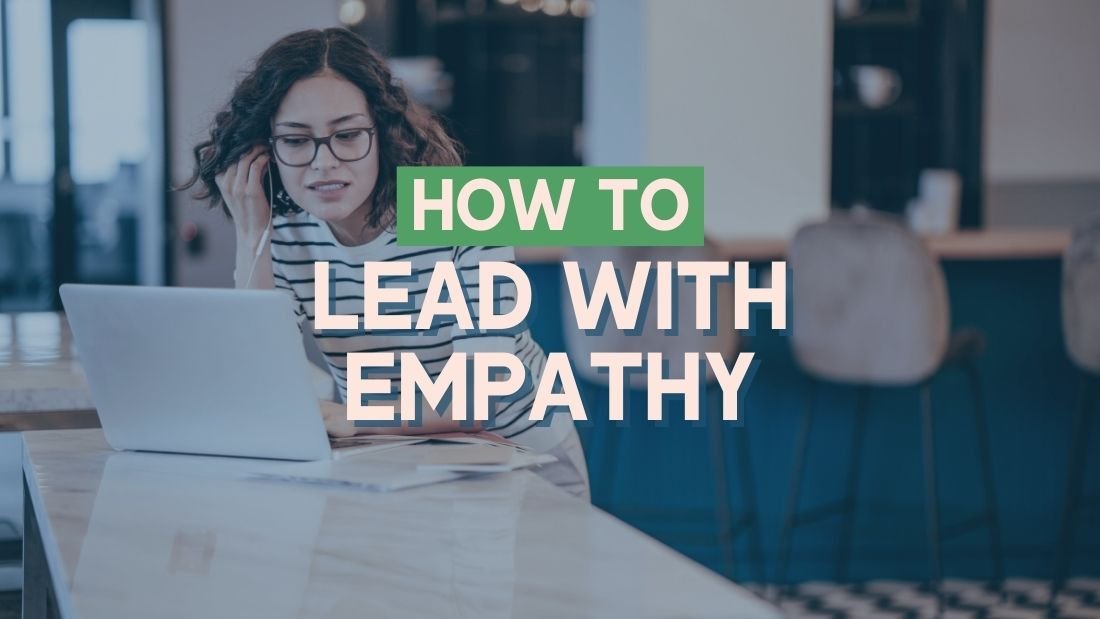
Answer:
[{"left": 268, "top": 126, "right": 377, "bottom": 167}]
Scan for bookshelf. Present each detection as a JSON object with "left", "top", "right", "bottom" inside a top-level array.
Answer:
[{"left": 830, "top": 0, "right": 986, "bottom": 228}]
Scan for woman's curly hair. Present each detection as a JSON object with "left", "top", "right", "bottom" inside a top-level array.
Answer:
[{"left": 180, "top": 28, "right": 461, "bottom": 228}]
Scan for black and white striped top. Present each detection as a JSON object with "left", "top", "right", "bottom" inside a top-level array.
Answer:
[{"left": 269, "top": 210, "right": 572, "bottom": 452}]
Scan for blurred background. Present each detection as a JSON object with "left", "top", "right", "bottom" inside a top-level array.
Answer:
[
  {"left": 0, "top": 0, "right": 1095, "bottom": 304},
  {"left": 1, "top": 0, "right": 1100, "bottom": 615}
]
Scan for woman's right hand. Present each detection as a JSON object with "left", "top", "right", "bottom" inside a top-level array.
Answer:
[
  {"left": 319, "top": 399, "right": 358, "bottom": 438},
  {"left": 214, "top": 145, "right": 272, "bottom": 239}
]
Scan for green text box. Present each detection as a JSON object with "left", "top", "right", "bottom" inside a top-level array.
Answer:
[{"left": 396, "top": 166, "right": 703, "bottom": 246}]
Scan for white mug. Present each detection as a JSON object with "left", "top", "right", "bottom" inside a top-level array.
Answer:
[
  {"left": 919, "top": 168, "right": 961, "bottom": 206},
  {"left": 906, "top": 197, "right": 959, "bottom": 234},
  {"left": 851, "top": 65, "right": 902, "bottom": 108}
]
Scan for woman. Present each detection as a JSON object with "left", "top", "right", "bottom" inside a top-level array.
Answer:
[{"left": 182, "top": 28, "right": 588, "bottom": 500}]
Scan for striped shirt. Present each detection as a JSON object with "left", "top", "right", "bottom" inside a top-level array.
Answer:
[{"left": 269, "top": 209, "right": 573, "bottom": 452}]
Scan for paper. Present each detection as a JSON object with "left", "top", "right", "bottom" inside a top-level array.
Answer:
[
  {"left": 419, "top": 444, "right": 515, "bottom": 466},
  {"left": 415, "top": 450, "right": 557, "bottom": 473},
  {"left": 248, "top": 434, "right": 557, "bottom": 492},
  {"left": 329, "top": 431, "right": 521, "bottom": 460},
  {"left": 419, "top": 431, "right": 520, "bottom": 448},
  {"left": 330, "top": 431, "right": 518, "bottom": 449},
  {"left": 248, "top": 457, "right": 467, "bottom": 492},
  {"left": 329, "top": 435, "right": 425, "bottom": 446},
  {"left": 329, "top": 435, "right": 428, "bottom": 459}
]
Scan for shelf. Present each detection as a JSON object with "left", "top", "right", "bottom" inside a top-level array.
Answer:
[
  {"left": 835, "top": 10, "right": 920, "bottom": 29},
  {"left": 833, "top": 98, "right": 917, "bottom": 117},
  {"left": 434, "top": 9, "right": 584, "bottom": 25}
]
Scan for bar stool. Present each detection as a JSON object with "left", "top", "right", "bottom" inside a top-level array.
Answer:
[
  {"left": 562, "top": 244, "right": 765, "bottom": 582},
  {"left": 776, "top": 210, "right": 1003, "bottom": 597},
  {"left": 1051, "top": 218, "right": 1100, "bottom": 611}
]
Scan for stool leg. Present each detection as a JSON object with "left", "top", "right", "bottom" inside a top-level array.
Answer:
[
  {"left": 776, "top": 377, "right": 817, "bottom": 590},
  {"left": 599, "top": 381, "right": 618, "bottom": 505},
  {"left": 920, "top": 382, "right": 945, "bottom": 613},
  {"left": 735, "top": 423, "right": 767, "bottom": 584},
  {"left": 837, "top": 386, "right": 869, "bottom": 582},
  {"left": 1050, "top": 376, "right": 1096, "bottom": 614},
  {"left": 964, "top": 362, "right": 1004, "bottom": 584},
  {"left": 706, "top": 386, "right": 737, "bottom": 580}
]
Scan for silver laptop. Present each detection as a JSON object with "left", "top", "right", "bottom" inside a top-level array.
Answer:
[{"left": 60, "top": 284, "right": 372, "bottom": 461}]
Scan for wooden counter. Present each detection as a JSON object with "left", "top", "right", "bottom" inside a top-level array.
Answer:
[{"left": 515, "top": 229, "right": 1072, "bottom": 263}]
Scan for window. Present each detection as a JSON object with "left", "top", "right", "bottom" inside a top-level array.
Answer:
[
  {"left": 68, "top": 19, "right": 147, "bottom": 184},
  {"left": 1, "top": 0, "right": 54, "bottom": 184}
]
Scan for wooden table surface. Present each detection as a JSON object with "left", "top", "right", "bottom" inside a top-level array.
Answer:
[
  {"left": 0, "top": 312, "right": 98, "bottom": 430},
  {"left": 20, "top": 429, "right": 780, "bottom": 619}
]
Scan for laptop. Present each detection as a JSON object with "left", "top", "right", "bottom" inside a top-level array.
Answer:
[{"left": 60, "top": 284, "right": 384, "bottom": 461}]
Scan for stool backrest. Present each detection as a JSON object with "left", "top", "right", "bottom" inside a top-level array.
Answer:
[
  {"left": 1063, "top": 218, "right": 1100, "bottom": 375},
  {"left": 561, "top": 244, "right": 738, "bottom": 387},
  {"left": 789, "top": 210, "right": 949, "bottom": 385}
]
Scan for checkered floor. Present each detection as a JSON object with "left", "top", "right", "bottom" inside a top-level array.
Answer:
[{"left": 749, "top": 578, "right": 1100, "bottom": 618}]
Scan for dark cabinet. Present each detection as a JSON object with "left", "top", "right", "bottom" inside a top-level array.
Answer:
[
  {"left": 375, "top": 0, "right": 585, "bottom": 167},
  {"left": 830, "top": 0, "right": 986, "bottom": 227}
]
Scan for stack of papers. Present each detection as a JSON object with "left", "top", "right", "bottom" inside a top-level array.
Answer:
[
  {"left": 415, "top": 444, "right": 555, "bottom": 473},
  {"left": 328, "top": 430, "right": 519, "bottom": 454},
  {"left": 248, "top": 458, "right": 465, "bottom": 492},
  {"left": 248, "top": 432, "right": 556, "bottom": 492}
]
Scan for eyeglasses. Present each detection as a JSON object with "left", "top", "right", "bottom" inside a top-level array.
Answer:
[{"left": 268, "top": 127, "right": 377, "bottom": 167}]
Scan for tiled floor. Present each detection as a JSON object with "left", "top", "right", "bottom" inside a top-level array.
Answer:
[
  {"left": 752, "top": 577, "right": 1100, "bottom": 618},
  {"left": 3, "top": 576, "right": 1100, "bottom": 617}
]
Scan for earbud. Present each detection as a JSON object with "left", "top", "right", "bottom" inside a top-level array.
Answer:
[{"left": 242, "top": 163, "right": 274, "bottom": 288}]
